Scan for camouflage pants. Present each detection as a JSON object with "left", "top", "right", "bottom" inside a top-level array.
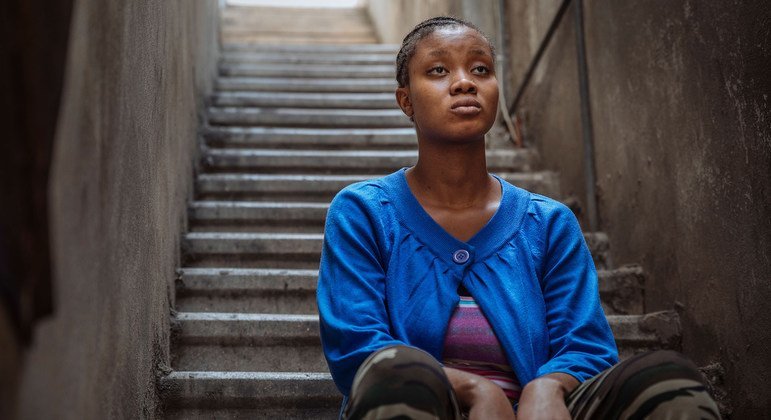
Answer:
[{"left": 343, "top": 346, "right": 720, "bottom": 420}]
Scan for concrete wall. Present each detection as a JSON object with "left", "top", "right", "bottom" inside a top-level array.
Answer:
[
  {"left": 506, "top": 0, "right": 587, "bottom": 219},
  {"left": 366, "top": 0, "right": 450, "bottom": 44},
  {"left": 507, "top": 1, "right": 771, "bottom": 416},
  {"left": 17, "top": 0, "right": 219, "bottom": 418}
]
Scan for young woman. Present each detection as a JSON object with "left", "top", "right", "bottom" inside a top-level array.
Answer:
[{"left": 317, "top": 16, "right": 719, "bottom": 420}]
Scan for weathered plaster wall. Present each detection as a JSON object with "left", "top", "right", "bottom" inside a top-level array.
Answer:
[
  {"left": 17, "top": 0, "right": 218, "bottom": 418},
  {"left": 367, "top": 0, "right": 450, "bottom": 44},
  {"left": 508, "top": 0, "right": 771, "bottom": 416},
  {"left": 506, "top": 0, "right": 588, "bottom": 221}
]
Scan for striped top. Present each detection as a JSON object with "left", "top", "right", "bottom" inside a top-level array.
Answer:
[{"left": 442, "top": 295, "right": 522, "bottom": 402}]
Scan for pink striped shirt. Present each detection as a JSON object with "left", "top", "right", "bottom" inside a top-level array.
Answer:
[{"left": 442, "top": 296, "right": 522, "bottom": 402}]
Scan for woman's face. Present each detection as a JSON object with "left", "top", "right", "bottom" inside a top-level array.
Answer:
[{"left": 396, "top": 26, "right": 499, "bottom": 144}]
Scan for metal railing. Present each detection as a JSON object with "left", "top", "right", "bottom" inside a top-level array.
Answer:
[{"left": 506, "top": 0, "right": 599, "bottom": 232}]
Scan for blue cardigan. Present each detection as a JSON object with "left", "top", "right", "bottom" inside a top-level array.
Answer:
[{"left": 317, "top": 169, "right": 618, "bottom": 397}]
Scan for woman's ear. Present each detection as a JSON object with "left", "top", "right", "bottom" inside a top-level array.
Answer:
[{"left": 395, "top": 87, "right": 413, "bottom": 119}]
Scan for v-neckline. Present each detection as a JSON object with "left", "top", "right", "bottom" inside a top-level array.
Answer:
[{"left": 392, "top": 168, "right": 515, "bottom": 264}]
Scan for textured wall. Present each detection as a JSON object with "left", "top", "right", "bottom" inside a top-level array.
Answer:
[
  {"left": 508, "top": 0, "right": 771, "bottom": 416},
  {"left": 506, "top": 0, "right": 589, "bottom": 221},
  {"left": 367, "top": 0, "right": 450, "bottom": 44},
  {"left": 17, "top": 1, "right": 218, "bottom": 418}
]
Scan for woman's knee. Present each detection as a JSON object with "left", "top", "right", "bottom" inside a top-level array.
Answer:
[
  {"left": 627, "top": 350, "right": 704, "bottom": 381},
  {"left": 353, "top": 345, "right": 447, "bottom": 386},
  {"left": 346, "top": 345, "right": 459, "bottom": 420}
]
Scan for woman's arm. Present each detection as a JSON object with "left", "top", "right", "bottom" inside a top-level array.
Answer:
[
  {"left": 517, "top": 373, "right": 578, "bottom": 420},
  {"left": 517, "top": 198, "right": 617, "bottom": 417},
  {"left": 531, "top": 201, "right": 618, "bottom": 379},
  {"left": 317, "top": 187, "right": 406, "bottom": 396},
  {"left": 443, "top": 367, "right": 515, "bottom": 419}
]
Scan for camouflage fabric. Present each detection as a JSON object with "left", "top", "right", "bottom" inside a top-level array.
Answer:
[
  {"left": 344, "top": 346, "right": 720, "bottom": 420},
  {"left": 344, "top": 345, "right": 462, "bottom": 420},
  {"left": 566, "top": 350, "right": 721, "bottom": 419}
]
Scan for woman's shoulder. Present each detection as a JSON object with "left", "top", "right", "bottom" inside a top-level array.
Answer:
[
  {"left": 527, "top": 192, "right": 574, "bottom": 220},
  {"left": 496, "top": 177, "right": 573, "bottom": 225},
  {"left": 328, "top": 172, "right": 401, "bottom": 216}
]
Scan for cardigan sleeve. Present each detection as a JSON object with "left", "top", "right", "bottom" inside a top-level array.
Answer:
[
  {"left": 534, "top": 201, "right": 618, "bottom": 381},
  {"left": 317, "top": 186, "right": 406, "bottom": 396}
]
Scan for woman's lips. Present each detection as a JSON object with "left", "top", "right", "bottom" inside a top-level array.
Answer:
[{"left": 450, "top": 98, "right": 482, "bottom": 115}]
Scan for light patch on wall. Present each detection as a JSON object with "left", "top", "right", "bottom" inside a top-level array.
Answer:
[{"left": 227, "top": 0, "right": 364, "bottom": 8}]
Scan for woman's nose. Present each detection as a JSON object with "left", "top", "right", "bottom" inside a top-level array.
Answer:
[{"left": 450, "top": 75, "right": 477, "bottom": 94}]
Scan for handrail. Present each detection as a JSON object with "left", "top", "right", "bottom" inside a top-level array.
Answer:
[
  {"left": 573, "top": 0, "right": 599, "bottom": 231},
  {"left": 507, "top": 0, "right": 572, "bottom": 115},
  {"left": 504, "top": 0, "right": 599, "bottom": 231}
]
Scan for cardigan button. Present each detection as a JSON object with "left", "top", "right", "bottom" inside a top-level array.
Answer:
[{"left": 452, "top": 249, "right": 470, "bottom": 264}]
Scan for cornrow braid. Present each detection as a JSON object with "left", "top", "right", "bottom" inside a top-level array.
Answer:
[{"left": 395, "top": 16, "right": 495, "bottom": 88}]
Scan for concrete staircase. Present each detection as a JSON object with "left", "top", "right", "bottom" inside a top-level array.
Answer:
[{"left": 159, "top": 4, "right": 681, "bottom": 419}]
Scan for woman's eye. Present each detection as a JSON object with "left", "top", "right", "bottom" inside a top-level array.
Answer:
[
  {"left": 472, "top": 66, "right": 490, "bottom": 75},
  {"left": 427, "top": 66, "right": 448, "bottom": 75}
]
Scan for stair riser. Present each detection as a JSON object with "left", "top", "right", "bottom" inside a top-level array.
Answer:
[
  {"left": 175, "top": 270, "right": 640, "bottom": 315},
  {"left": 194, "top": 173, "right": 561, "bottom": 202},
  {"left": 221, "top": 53, "right": 394, "bottom": 66},
  {"left": 220, "top": 64, "right": 394, "bottom": 79},
  {"left": 164, "top": 408, "right": 340, "bottom": 420},
  {"left": 204, "top": 127, "right": 417, "bottom": 150},
  {"left": 183, "top": 256, "right": 321, "bottom": 270},
  {"left": 173, "top": 345, "right": 326, "bottom": 372},
  {"left": 172, "top": 340, "right": 670, "bottom": 373},
  {"left": 160, "top": 372, "right": 340, "bottom": 410},
  {"left": 225, "top": 36, "right": 380, "bottom": 45},
  {"left": 170, "top": 315, "right": 667, "bottom": 372},
  {"left": 182, "top": 232, "right": 605, "bottom": 259},
  {"left": 208, "top": 108, "right": 412, "bottom": 128},
  {"left": 222, "top": 43, "right": 398, "bottom": 54},
  {"left": 211, "top": 93, "right": 399, "bottom": 109},
  {"left": 179, "top": 291, "right": 634, "bottom": 316},
  {"left": 202, "top": 150, "right": 533, "bottom": 174},
  {"left": 217, "top": 78, "right": 396, "bottom": 93},
  {"left": 181, "top": 234, "right": 606, "bottom": 270},
  {"left": 598, "top": 266, "right": 645, "bottom": 315},
  {"left": 189, "top": 203, "right": 328, "bottom": 226},
  {"left": 177, "top": 292, "right": 317, "bottom": 314}
]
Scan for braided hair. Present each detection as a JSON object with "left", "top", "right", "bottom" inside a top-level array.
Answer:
[{"left": 395, "top": 16, "right": 495, "bottom": 88}]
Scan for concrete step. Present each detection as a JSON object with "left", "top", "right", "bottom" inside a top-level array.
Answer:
[
  {"left": 598, "top": 265, "right": 645, "bottom": 315},
  {"left": 211, "top": 92, "right": 399, "bottom": 109},
  {"left": 208, "top": 107, "right": 411, "bottom": 128},
  {"left": 202, "top": 148, "right": 536, "bottom": 174},
  {"left": 171, "top": 313, "right": 326, "bottom": 372},
  {"left": 176, "top": 268, "right": 318, "bottom": 314},
  {"left": 219, "top": 64, "right": 394, "bottom": 79},
  {"left": 221, "top": 7, "right": 378, "bottom": 46},
  {"left": 217, "top": 77, "right": 396, "bottom": 93},
  {"left": 221, "top": 52, "right": 395, "bottom": 66},
  {"left": 221, "top": 7, "right": 372, "bottom": 31},
  {"left": 180, "top": 231, "right": 606, "bottom": 265},
  {"left": 222, "top": 43, "right": 399, "bottom": 54},
  {"left": 224, "top": 35, "right": 380, "bottom": 46},
  {"left": 204, "top": 127, "right": 416, "bottom": 150},
  {"left": 194, "top": 172, "right": 561, "bottom": 201},
  {"left": 164, "top": 407, "right": 339, "bottom": 420},
  {"left": 189, "top": 201, "right": 329, "bottom": 229},
  {"left": 159, "top": 371, "right": 340, "bottom": 415},
  {"left": 169, "top": 312, "right": 679, "bottom": 372},
  {"left": 174, "top": 265, "right": 642, "bottom": 315}
]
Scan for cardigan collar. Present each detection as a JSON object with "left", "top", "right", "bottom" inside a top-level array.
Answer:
[{"left": 386, "top": 168, "right": 529, "bottom": 267}]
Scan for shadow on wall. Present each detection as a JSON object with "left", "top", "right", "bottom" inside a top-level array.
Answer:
[
  {"left": 0, "top": 0, "right": 73, "bottom": 417},
  {"left": 506, "top": 1, "right": 771, "bottom": 417},
  {"left": 2, "top": 0, "right": 220, "bottom": 419}
]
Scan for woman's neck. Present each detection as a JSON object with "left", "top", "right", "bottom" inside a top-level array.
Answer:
[{"left": 407, "top": 138, "right": 492, "bottom": 208}]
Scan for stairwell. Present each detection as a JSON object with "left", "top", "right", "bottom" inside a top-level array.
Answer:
[{"left": 158, "top": 4, "right": 682, "bottom": 418}]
